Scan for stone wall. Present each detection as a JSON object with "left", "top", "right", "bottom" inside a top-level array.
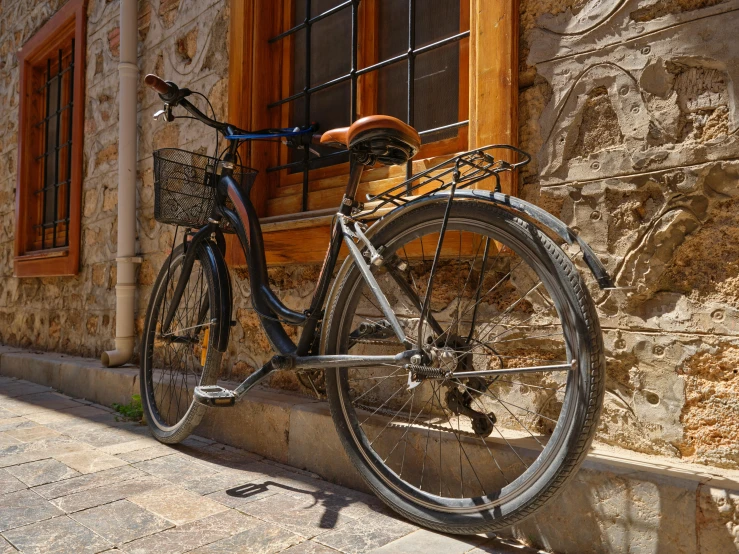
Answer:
[
  {"left": 1, "top": 0, "right": 738, "bottom": 473},
  {"left": 0, "top": 0, "right": 231, "bottom": 357},
  {"left": 518, "top": 0, "right": 739, "bottom": 469}
]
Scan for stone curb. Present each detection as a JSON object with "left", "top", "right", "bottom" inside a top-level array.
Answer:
[{"left": 2, "top": 346, "right": 739, "bottom": 553}]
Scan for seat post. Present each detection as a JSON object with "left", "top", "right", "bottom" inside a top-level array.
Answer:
[{"left": 340, "top": 155, "right": 364, "bottom": 215}]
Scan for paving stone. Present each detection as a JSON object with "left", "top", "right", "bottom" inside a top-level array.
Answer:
[
  {"left": 128, "top": 485, "right": 229, "bottom": 525},
  {"left": 0, "top": 535, "right": 18, "bottom": 553},
  {"left": 133, "top": 454, "right": 212, "bottom": 482},
  {"left": 6, "top": 459, "right": 80, "bottom": 487},
  {"left": 4, "top": 425, "right": 61, "bottom": 443},
  {"left": 124, "top": 509, "right": 260, "bottom": 554},
  {"left": 0, "top": 469, "right": 27, "bottom": 495},
  {"left": 99, "top": 437, "right": 159, "bottom": 455},
  {"left": 3, "top": 392, "right": 82, "bottom": 414},
  {"left": 182, "top": 470, "right": 255, "bottom": 495},
  {"left": 69, "top": 429, "right": 145, "bottom": 449},
  {"left": 52, "top": 475, "right": 168, "bottom": 513},
  {"left": 266, "top": 473, "right": 386, "bottom": 519},
  {"left": 34, "top": 465, "right": 144, "bottom": 500},
  {"left": 0, "top": 433, "right": 22, "bottom": 449},
  {"left": 0, "top": 383, "right": 52, "bottom": 398},
  {"left": 189, "top": 522, "right": 303, "bottom": 554},
  {"left": 369, "top": 529, "right": 484, "bottom": 553},
  {"left": 3, "top": 515, "right": 112, "bottom": 554},
  {"left": 0, "top": 437, "right": 90, "bottom": 468},
  {"left": 25, "top": 405, "right": 114, "bottom": 425},
  {"left": 0, "top": 408, "right": 20, "bottom": 419},
  {"left": 315, "top": 512, "right": 416, "bottom": 554},
  {"left": 283, "top": 541, "right": 342, "bottom": 554},
  {"left": 236, "top": 493, "right": 355, "bottom": 539},
  {"left": 71, "top": 500, "right": 173, "bottom": 545},
  {"left": 116, "top": 444, "right": 175, "bottom": 463},
  {"left": 54, "top": 449, "right": 129, "bottom": 473},
  {"left": 0, "top": 490, "right": 64, "bottom": 532},
  {"left": 205, "top": 480, "right": 281, "bottom": 509},
  {"left": 0, "top": 417, "right": 35, "bottom": 433},
  {"left": 466, "top": 538, "right": 548, "bottom": 553}
]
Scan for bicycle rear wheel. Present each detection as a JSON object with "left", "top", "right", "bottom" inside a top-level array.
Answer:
[
  {"left": 140, "top": 242, "right": 222, "bottom": 443},
  {"left": 323, "top": 200, "right": 604, "bottom": 533}
]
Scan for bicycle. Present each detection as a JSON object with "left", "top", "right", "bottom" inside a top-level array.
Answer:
[{"left": 140, "top": 73, "right": 616, "bottom": 534}]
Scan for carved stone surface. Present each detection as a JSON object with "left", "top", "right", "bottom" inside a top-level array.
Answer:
[{"left": 518, "top": 0, "right": 739, "bottom": 469}]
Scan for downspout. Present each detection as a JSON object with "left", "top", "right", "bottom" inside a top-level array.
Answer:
[{"left": 102, "top": 0, "right": 141, "bottom": 367}]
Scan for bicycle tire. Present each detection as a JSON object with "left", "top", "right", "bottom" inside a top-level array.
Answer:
[
  {"left": 140, "top": 242, "right": 222, "bottom": 444},
  {"left": 322, "top": 199, "right": 605, "bottom": 533}
]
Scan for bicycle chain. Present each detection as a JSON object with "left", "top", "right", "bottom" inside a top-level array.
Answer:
[{"left": 355, "top": 402, "right": 482, "bottom": 439}]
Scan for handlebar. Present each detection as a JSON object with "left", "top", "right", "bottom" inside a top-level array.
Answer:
[
  {"left": 145, "top": 73, "right": 318, "bottom": 143},
  {"left": 144, "top": 74, "right": 172, "bottom": 95}
]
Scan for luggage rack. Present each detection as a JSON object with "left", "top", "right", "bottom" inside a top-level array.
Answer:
[{"left": 358, "top": 144, "right": 531, "bottom": 218}]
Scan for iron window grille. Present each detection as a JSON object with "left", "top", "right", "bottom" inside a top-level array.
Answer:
[
  {"left": 33, "top": 41, "right": 75, "bottom": 250},
  {"left": 267, "top": 0, "right": 470, "bottom": 212}
]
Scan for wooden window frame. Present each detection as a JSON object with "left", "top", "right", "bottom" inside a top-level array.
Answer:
[
  {"left": 14, "top": 0, "right": 86, "bottom": 277},
  {"left": 228, "top": 0, "right": 518, "bottom": 265}
]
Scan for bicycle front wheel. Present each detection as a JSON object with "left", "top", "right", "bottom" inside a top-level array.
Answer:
[
  {"left": 323, "top": 200, "right": 604, "bottom": 533},
  {"left": 140, "top": 242, "right": 222, "bottom": 443}
]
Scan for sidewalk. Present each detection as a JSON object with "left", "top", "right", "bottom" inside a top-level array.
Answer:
[{"left": 0, "top": 376, "right": 544, "bottom": 554}]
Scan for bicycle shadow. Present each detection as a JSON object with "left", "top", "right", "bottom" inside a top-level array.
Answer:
[{"left": 225, "top": 478, "right": 364, "bottom": 530}]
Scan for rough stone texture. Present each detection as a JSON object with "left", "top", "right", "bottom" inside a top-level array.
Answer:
[
  {"left": 0, "top": 0, "right": 738, "bottom": 523},
  {"left": 518, "top": 0, "right": 739, "bottom": 469},
  {"left": 0, "top": 379, "right": 545, "bottom": 554},
  {"left": 0, "top": 0, "right": 231, "bottom": 359}
]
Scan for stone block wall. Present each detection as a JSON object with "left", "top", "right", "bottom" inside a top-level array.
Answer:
[
  {"left": 518, "top": 0, "right": 739, "bottom": 469},
  {"left": 0, "top": 0, "right": 738, "bottom": 474}
]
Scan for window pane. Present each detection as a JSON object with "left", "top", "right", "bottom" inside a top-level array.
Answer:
[
  {"left": 377, "top": 0, "right": 407, "bottom": 62},
  {"left": 414, "top": 41, "right": 460, "bottom": 139}
]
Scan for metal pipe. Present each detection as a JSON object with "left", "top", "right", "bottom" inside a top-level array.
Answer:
[
  {"left": 102, "top": 0, "right": 141, "bottom": 367},
  {"left": 293, "top": 351, "right": 416, "bottom": 370}
]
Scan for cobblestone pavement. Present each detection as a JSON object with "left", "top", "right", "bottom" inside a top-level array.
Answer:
[{"left": 0, "top": 377, "right": 547, "bottom": 554}]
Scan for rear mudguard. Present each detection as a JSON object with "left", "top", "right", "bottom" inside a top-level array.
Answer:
[
  {"left": 322, "top": 189, "right": 613, "bottom": 354},
  {"left": 200, "top": 239, "right": 233, "bottom": 352},
  {"left": 365, "top": 189, "right": 615, "bottom": 289}
]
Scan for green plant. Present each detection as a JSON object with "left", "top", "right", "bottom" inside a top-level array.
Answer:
[{"left": 112, "top": 394, "right": 144, "bottom": 422}]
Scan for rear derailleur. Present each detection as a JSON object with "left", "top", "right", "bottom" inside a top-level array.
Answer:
[{"left": 445, "top": 378, "right": 497, "bottom": 438}]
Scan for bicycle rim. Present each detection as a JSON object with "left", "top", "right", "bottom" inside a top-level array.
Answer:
[{"left": 142, "top": 246, "right": 218, "bottom": 433}]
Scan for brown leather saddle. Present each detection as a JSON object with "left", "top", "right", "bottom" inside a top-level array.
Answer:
[{"left": 320, "top": 115, "right": 421, "bottom": 166}]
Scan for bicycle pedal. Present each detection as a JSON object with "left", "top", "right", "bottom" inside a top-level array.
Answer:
[{"left": 194, "top": 386, "right": 237, "bottom": 407}]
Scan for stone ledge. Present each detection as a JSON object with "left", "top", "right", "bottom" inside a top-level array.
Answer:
[{"left": 2, "top": 345, "right": 738, "bottom": 553}]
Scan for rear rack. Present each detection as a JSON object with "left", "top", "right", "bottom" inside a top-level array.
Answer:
[{"left": 358, "top": 144, "right": 531, "bottom": 218}]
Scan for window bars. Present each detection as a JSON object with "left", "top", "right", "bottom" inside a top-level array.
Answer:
[
  {"left": 34, "top": 40, "right": 75, "bottom": 250},
  {"left": 267, "top": 0, "right": 470, "bottom": 212}
]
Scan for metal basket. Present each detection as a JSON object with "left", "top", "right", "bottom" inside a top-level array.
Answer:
[{"left": 153, "top": 148, "right": 257, "bottom": 231}]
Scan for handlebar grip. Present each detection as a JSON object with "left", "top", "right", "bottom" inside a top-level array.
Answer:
[{"left": 145, "top": 74, "right": 175, "bottom": 96}]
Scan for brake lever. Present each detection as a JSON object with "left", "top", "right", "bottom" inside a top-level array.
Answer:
[{"left": 153, "top": 104, "right": 174, "bottom": 123}]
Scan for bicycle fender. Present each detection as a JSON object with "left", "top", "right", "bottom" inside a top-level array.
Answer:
[
  {"left": 363, "top": 190, "right": 615, "bottom": 290},
  {"left": 200, "top": 239, "right": 233, "bottom": 352}
]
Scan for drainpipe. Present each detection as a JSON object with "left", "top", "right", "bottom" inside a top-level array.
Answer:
[{"left": 102, "top": 0, "right": 141, "bottom": 367}]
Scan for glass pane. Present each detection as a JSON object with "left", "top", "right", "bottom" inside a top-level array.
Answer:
[
  {"left": 414, "top": 41, "right": 461, "bottom": 138},
  {"left": 415, "top": 0, "right": 461, "bottom": 48},
  {"left": 294, "top": 0, "right": 351, "bottom": 89},
  {"left": 377, "top": 0, "right": 408, "bottom": 62},
  {"left": 375, "top": 60, "right": 407, "bottom": 121}
]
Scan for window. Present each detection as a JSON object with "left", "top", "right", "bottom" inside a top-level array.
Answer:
[
  {"left": 228, "top": 0, "right": 518, "bottom": 264},
  {"left": 266, "top": 0, "right": 470, "bottom": 216},
  {"left": 15, "top": 0, "right": 85, "bottom": 277}
]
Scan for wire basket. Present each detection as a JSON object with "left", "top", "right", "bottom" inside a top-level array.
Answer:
[{"left": 153, "top": 148, "right": 257, "bottom": 231}]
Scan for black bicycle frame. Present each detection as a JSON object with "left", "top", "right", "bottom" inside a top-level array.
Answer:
[{"left": 162, "top": 138, "right": 412, "bottom": 379}]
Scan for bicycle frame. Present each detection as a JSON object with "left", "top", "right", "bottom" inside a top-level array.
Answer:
[{"left": 164, "top": 140, "right": 419, "bottom": 399}]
